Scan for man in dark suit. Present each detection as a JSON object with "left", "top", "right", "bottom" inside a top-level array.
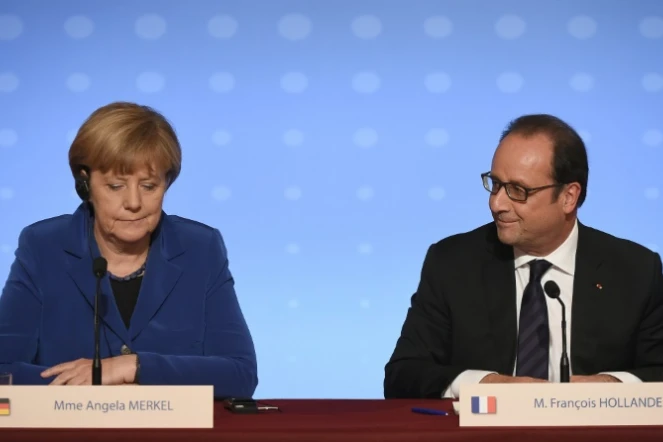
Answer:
[{"left": 384, "top": 114, "right": 663, "bottom": 399}]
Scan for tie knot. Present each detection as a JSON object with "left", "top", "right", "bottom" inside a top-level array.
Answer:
[{"left": 528, "top": 259, "right": 552, "bottom": 282}]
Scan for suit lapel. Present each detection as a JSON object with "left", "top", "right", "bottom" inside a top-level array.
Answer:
[
  {"left": 482, "top": 224, "right": 518, "bottom": 374},
  {"left": 128, "top": 216, "right": 184, "bottom": 340},
  {"left": 570, "top": 222, "right": 606, "bottom": 373},
  {"left": 63, "top": 205, "right": 129, "bottom": 344}
]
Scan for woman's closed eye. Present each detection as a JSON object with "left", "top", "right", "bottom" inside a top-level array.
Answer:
[{"left": 107, "top": 184, "right": 157, "bottom": 191}]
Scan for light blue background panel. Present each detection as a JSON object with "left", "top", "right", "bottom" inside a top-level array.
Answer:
[{"left": 0, "top": 0, "right": 661, "bottom": 398}]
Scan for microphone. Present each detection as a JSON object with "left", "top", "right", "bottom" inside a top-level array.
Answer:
[
  {"left": 92, "top": 257, "right": 107, "bottom": 386},
  {"left": 544, "top": 280, "right": 570, "bottom": 383}
]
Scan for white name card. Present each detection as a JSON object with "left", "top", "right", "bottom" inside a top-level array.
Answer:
[
  {"left": 459, "top": 382, "right": 663, "bottom": 427},
  {"left": 0, "top": 386, "right": 213, "bottom": 428}
]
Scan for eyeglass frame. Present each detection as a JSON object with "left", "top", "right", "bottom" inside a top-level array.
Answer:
[{"left": 481, "top": 172, "right": 565, "bottom": 202}]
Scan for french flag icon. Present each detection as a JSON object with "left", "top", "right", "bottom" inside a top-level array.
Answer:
[{"left": 471, "top": 396, "right": 497, "bottom": 414}]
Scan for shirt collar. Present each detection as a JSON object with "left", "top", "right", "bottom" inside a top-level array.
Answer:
[{"left": 513, "top": 220, "right": 578, "bottom": 276}]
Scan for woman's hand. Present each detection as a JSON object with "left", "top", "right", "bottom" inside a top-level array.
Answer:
[{"left": 40, "top": 355, "right": 137, "bottom": 385}]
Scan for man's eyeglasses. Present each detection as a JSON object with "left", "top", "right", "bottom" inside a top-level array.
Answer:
[{"left": 481, "top": 172, "right": 563, "bottom": 202}]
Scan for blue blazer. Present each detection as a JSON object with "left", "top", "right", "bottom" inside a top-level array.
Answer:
[{"left": 0, "top": 204, "right": 258, "bottom": 398}]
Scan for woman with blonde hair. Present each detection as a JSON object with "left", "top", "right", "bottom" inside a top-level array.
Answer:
[{"left": 0, "top": 102, "right": 258, "bottom": 398}]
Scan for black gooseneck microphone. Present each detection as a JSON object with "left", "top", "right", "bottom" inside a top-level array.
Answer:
[
  {"left": 92, "top": 257, "right": 108, "bottom": 386},
  {"left": 543, "top": 280, "right": 570, "bottom": 383}
]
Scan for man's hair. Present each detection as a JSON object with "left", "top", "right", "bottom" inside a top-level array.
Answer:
[{"left": 500, "top": 114, "right": 589, "bottom": 208}]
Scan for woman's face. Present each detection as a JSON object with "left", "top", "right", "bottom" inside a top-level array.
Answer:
[{"left": 88, "top": 166, "right": 167, "bottom": 246}]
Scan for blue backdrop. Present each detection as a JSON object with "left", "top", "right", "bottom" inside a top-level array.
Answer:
[{"left": 0, "top": 0, "right": 661, "bottom": 399}]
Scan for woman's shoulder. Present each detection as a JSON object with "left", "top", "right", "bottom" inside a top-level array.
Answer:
[
  {"left": 163, "top": 214, "right": 227, "bottom": 243},
  {"left": 20, "top": 213, "right": 75, "bottom": 239},
  {"left": 165, "top": 214, "right": 217, "bottom": 233},
  {"left": 19, "top": 203, "right": 91, "bottom": 242},
  {"left": 162, "top": 214, "right": 229, "bottom": 258},
  {"left": 12, "top": 213, "right": 76, "bottom": 257}
]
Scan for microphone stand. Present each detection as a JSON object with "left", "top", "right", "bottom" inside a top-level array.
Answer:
[
  {"left": 93, "top": 273, "right": 102, "bottom": 385},
  {"left": 92, "top": 258, "right": 107, "bottom": 386},
  {"left": 558, "top": 298, "right": 570, "bottom": 383}
]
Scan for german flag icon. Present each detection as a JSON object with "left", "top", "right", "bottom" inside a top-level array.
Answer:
[{"left": 0, "top": 399, "right": 10, "bottom": 416}]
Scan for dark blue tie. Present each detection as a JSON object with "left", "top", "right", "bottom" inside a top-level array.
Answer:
[{"left": 515, "top": 259, "right": 553, "bottom": 380}]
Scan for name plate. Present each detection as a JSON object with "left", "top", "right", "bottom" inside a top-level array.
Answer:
[
  {"left": 459, "top": 383, "right": 663, "bottom": 427},
  {"left": 0, "top": 386, "right": 213, "bottom": 428}
]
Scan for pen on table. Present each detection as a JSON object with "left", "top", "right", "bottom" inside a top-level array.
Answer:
[{"left": 411, "top": 407, "right": 449, "bottom": 416}]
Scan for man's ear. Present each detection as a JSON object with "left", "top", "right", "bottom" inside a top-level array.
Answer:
[{"left": 562, "top": 182, "right": 581, "bottom": 214}]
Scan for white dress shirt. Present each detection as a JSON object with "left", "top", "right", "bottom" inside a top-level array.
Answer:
[{"left": 442, "top": 220, "right": 641, "bottom": 398}]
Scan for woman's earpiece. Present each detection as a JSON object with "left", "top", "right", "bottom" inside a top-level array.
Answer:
[{"left": 74, "top": 165, "right": 91, "bottom": 201}]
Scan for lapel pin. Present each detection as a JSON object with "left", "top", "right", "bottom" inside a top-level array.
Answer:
[{"left": 596, "top": 283, "right": 603, "bottom": 290}]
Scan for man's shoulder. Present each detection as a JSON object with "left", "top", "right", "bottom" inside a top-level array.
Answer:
[
  {"left": 581, "top": 223, "right": 659, "bottom": 262},
  {"left": 426, "top": 222, "right": 496, "bottom": 263},
  {"left": 431, "top": 222, "right": 495, "bottom": 251}
]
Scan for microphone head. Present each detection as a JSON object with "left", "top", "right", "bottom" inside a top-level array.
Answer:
[
  {"left": 92, "top": 257, "right": 108, "bottom": 277},
  {"left": 544, "top": 280, "right": 561, "bottom": 299}
]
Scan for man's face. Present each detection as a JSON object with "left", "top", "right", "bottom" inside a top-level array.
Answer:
[{"left": 488, "top": 133, "right": 572, "bottom": 255}]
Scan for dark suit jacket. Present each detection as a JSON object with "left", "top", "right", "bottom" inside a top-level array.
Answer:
[
  {"left": 0, "top": 204, "right": 258, "bottom": 398},
  {"left": 384, "top": 221, "right": 663, "bottom": 398}
]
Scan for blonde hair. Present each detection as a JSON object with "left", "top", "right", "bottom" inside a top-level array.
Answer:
[{"left": 68, "top": 102, "right": 182, "bottom": 186}]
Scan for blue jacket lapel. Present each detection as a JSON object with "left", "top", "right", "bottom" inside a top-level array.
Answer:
[
  {"left": 128, "top": 214, "right": 184, "bottom": 340},
  {"left": 62, "top": 205, "right": 129, "bottom": 344},
  {"left": 62, "top": 205, "right": 186, "bottom": 343}
]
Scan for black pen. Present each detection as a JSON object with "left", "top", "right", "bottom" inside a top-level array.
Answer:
[{"left": 411, "top": 407, "right": 449, "bottom": 416}]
